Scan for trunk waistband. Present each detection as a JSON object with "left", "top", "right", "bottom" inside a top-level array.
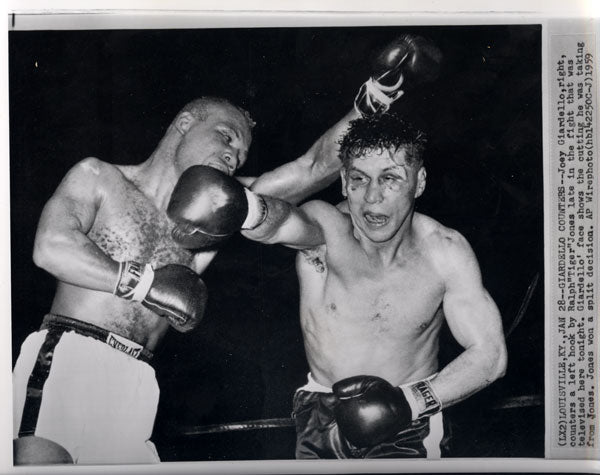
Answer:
[
  {"left": 296, "top": 372, "right": 439, "bottom": 393},
  {"left": 41, "top": 314, "right": 153, "bottom": 363}
]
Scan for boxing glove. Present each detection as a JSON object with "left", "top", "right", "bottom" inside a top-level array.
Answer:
[
  {"left": 332, "top": 375, "right": 442, "bottom": 447},
  {"left": 354, "top": 34, "right": 443, "bottom": 117},
  {"left": 167, "top": 165, "right": 267, "bottom": 249},
  {"left": 114, "top": 261, "right": 207, "bottom": 333}
]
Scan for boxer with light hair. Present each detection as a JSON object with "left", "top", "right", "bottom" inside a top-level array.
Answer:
[
  {"left": 12, "top": 93, "right": 354, "bottom": 465},
  {"left": 168, "top": 111, "right": 507, "bottom": 459}
]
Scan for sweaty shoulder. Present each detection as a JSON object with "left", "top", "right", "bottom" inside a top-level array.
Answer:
[
  {"left": 300, "top": 199, "right": 350, "bottom": 230},
  {"left": 72, "top": 157, "right": 116, "bottom": 175},
  {"left": 64, "top": 157, "right": 122, "bottom": 187},
  {"left": 415, "top": 213, "right": 478, "bottom": 280},
  {"left": 53, "top": 157, "right": 123, "bottom": 199}
]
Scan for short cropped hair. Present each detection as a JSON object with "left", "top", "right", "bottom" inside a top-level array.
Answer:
[
  {"left": 177, "top": 96, "right": 256, "bottom": 130},
  {"left": 338, "top": 112, "right": 427, "bottom": 167}
]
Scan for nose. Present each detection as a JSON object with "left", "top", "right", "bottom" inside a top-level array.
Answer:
[
  {"left": 224, "top": 152, "right": 239, "bottom": 173},
  {"left": 364, "top": 181, "right": 384, "bottom": 204}
]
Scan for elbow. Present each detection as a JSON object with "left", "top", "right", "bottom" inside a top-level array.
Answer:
[
  {"left": 32, "top": 237, "right": 49, "bottom": 270},
  {"left": 32, "top": 231, "right": 62, "bottom": 272},
  {"left": 490, "top": 341, "right": 508, "bottom": 382},
  {"left": 473, "top": 339, "right": 507, "bottom": 387}
]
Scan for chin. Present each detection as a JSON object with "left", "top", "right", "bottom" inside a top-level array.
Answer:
[
  {"left": 359, "top": 227, "right": 398, "bottom": 243},
  {"left": 369, "top": 234, "right": 397, "bottom": 244}
]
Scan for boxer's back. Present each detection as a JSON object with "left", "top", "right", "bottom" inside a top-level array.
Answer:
[
  {"left": 50, "top": 162, "right": 193, "bottom": 348},
  {"left": 296, "top": 212, "right": 448, "bottom": 388}
]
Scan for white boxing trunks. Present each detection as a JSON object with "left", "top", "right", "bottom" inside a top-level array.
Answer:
[{"left": 13, "top": 315, "right": 160, "bottom": 464}]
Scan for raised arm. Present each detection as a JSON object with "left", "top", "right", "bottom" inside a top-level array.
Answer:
[
  {"left": 249, "top": 109, "right": 357, "bottom": 204},
  {"left": 427, "top": 231, "right": 507, "bottom": 409},
  {"left": 248, "top": 34, "right": 442, "bottom": 204}
]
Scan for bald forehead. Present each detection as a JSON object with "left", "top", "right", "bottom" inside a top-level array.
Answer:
[{"left": 206, "top": 103, "right": 252, "bottom": 142}]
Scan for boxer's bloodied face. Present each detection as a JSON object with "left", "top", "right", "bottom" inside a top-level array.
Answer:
[
  {"left": 341, "top": 146, "right": 426, "bottom": 243},
  {"left": 175, "top": 103, "right": 252, "bottom": 176}
]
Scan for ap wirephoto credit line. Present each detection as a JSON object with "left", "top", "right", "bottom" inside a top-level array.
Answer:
[{"left": 548, "top": 19, "right": 598, "bottom": 460}]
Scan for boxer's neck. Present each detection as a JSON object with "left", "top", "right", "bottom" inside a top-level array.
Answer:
[
  {"left": 354, "top": 214, "right": 417, "bottom": 267},
  {"left": 131, "top": 127, "right": 182, "bottom": 209}
]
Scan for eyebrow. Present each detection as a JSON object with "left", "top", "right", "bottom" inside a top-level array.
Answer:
[
  {"left": 219, "top": 121, "right": 242, "bottom": 139},
  {"left": 347, "top": 167, "right": 366, "bottom": 173},
  {"left": 348, "top": 165, "right": 406, "bottom": 174},
  {"left": 382, "top": 166, "right": 406, "bottom": 173}
]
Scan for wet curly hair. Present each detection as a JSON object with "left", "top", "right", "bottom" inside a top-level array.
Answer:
[{"left": 338, "top": 112, "right": 427, "bottom": 167}]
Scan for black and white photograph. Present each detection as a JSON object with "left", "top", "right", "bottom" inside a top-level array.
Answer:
[{"left": 7, "top": 14, "right": 548, "bottom": 469}]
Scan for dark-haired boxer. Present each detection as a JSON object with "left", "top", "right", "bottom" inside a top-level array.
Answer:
[{"left": 167, "top": 111, "right": 507, "bottom": 459}]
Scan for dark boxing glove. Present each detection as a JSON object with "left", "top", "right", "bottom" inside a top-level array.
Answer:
[
  {"left": 114, "top": 261, "right": 207, "bottom": 333},
  {"left": 167, "top": 165, "right": 267, "bottom": 249},
  {"left": 332, "top": 375, "right": 442, "bottom": 447},
  {"left": 354, "top": 34, "right": 443, "bottom": 117}
]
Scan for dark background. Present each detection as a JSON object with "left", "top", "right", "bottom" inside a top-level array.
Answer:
[{"left": 10, "top": 24, "right": 544, "bottom": 460}]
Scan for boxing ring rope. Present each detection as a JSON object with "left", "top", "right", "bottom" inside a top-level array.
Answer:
[
  {"left": 505, "top": 272, "right": 540, "bottom": 337},
  {"left": 179, "top": 273, "right": 542, "bottom": 437},
  {"left": 181, "top": 418, "right": 295, "bottom": 436},
  {"left": 180, "top": 394, "right": 544, "bottom": 436}
]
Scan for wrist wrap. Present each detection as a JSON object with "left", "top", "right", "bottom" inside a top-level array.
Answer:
[
  {"left": 114, "top": 261, "right": 155, "bottom": 302},
  {"left": 241, "top": 188, "right": 268, "bottom": 230},
  {"left": 402, "top": 379, "right": 442, "bottom": 420},
  {"left": 354, "top": 74, "right": 405, "bottom": 116}
]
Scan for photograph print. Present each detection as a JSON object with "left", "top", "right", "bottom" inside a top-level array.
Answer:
[{"left": 9, "top": 21, "right": 544, "bottom": 464}]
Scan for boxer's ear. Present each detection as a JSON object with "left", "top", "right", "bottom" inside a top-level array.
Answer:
[
  {"left": 175, "top": 112, "right": 196, "bottom": 135},
  {"left": 415, "top": 166, "right": 427, "bottom": 198},
  {"left": 340, "top": 168, "right": 348, "bottom": 197}
]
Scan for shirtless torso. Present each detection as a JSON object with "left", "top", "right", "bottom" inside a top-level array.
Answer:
[
  {"left": 48, "top": 159, "right": 215, "bottom": 350},
  {"left": 238, "top": 98, "right": 507, "bottom": 459},
  {"left": 17, "top": 97, "right": 356, "bottom": 465},
  {"left": 297, "top": 211, "right": 449, "bottom": 387},
  {"left": 243, "top": 135, "right": 506, "bottom": 412},
  {"left": 38, "top": 102, "right": 354, "bottom": 350}
]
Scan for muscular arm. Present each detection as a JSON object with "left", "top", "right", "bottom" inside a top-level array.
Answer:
[
  {"left": 32, "top": 158, "right": 119, "bottom": 291},
  {"left": 241, "top": 198, "right": 332, "bottom": 250},
  {"left": 428, "top": 232, "right": 507, "bottom": 409},
  {"left": 248, "top": 110, "right": 357, "bottom": 204},
  {"left": 247, "top": 33, "right": 439, "bottom": 204}
]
